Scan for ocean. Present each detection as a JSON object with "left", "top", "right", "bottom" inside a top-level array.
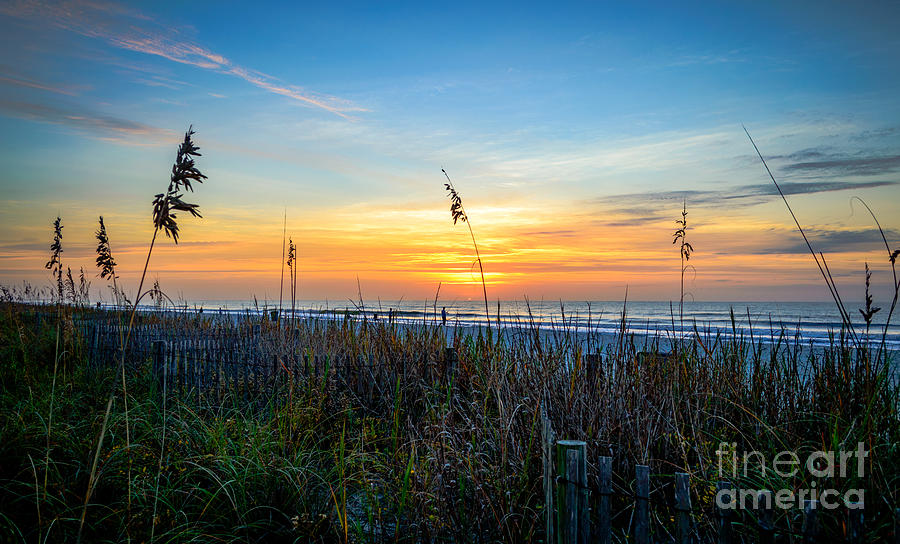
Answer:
[{"left": 178, "top": 299, "right": 900, "bottom": 349}]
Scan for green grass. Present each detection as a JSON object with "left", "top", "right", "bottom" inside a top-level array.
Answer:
[{"left": 0, "top": 301, "right": 898, "bottom": 542}]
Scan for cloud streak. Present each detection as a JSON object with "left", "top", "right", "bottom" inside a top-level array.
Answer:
[
  {"left": 750, "top": 145, "right": 900, "bottom": 178},
  {"left": 783, "top": 155, "right": 900, "bottom": 177},
  {"left": 0, "top": 97, "right": 170, "bottom": 140},
  {"left": 1, "top": 0, "right": 364, "bottom": 118},
  {"left": 0, "top": 72, "right": 77, "bottom": 96},
  {"left": 595, "top": 180, "right": 897, "bottom": 225},
  {"left": 748, "top": 227, "right": 900, "bottom": 255}
]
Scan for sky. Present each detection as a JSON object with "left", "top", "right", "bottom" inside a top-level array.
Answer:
[{"left": 1, "top": 0, "right": 899, "bottom": 304}]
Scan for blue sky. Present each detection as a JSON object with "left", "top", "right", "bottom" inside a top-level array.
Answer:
[{"left": 1, "top": 0, "right": 899, "bottom": 302}]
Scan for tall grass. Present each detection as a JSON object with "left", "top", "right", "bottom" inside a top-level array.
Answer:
[
  {"left": 77, "top": 126, "right": 209, "bottom": 543},
  {"left": 41, "top": 216, "right": 64, "bottom": 535},
  {"left": 744, "top": 126, "right": 900, "bottom": 509},
  {"left": 1, "top": 294, "right": 896, "bottom": 541}
]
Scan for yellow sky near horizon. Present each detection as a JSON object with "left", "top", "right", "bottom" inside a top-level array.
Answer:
[{"left": 3, "top": 183, "right": 897, "bottom": 304}]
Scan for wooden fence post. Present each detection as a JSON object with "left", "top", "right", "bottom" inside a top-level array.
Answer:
[
  {"left": 802, "top": 499, "right": 818, "bottom": 544},
  {"left": 674, "top": 472, "right": 691, "bottom": 544},
  {"left": 894, "top": 508, "right": 899, "bottom": 544},
  {"left": 153, "top": 340, "right": 167, "bottom": 392},
  {"left": 90, "top": 323, "right": 99, "bottom": 369},
  {"left": 585, "top": 352, "right": 601, "bottom": 385},
  {"left": 178, "top": 339, "right": 186, "bottom": 392},
  {"left": 242, "top": 336, "right": 250, "bottom": 403},
  {"left": 716, "top": 481, "right": 733, "bottom": 544},
  {"left": 756, "top": 490, "right": 774, "bottom": 544},
  {"left": 555, "top": 440, "right": 588, "bottom": 544},
  {"left": 541, "top": 401, "right": 554, "bottom": 544},
  {"left": 597, "top": 456, "right": 612, "bottom": 544},
  {"left": 635, "top": 464, "right": 649, "bottom": 544},
  {"left": 444, "top": 347, "right": 457, "bottom": 384},
  {"left": 847, "top": 501, "right": 863, "bottom": 544}
]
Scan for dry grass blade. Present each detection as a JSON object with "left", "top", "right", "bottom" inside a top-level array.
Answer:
[{"left": 742, "top": 125, "right": 860, "bottom": 346}]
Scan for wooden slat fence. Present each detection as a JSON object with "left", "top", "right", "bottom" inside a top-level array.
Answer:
[
  {"left": 79, "top": 315, "right": 460, "bottom": 412},
  {"left": 543, "top": 412, "right": 898, "bottom": 544}
]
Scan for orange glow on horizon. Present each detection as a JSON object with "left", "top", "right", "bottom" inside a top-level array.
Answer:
[{"left": 4, "top": 194, "right": 895, "bottom": 304}]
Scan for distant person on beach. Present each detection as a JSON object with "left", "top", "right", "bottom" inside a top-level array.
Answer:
[
  {"left": 373, "top": 312, "right": 378, "bottom": 321},
  {"left": 441, "top": 307, "right": 447, "bottom": 326}
]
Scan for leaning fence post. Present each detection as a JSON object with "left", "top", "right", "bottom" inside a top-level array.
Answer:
[
  {"left": 597, "top": 456, "right": 612, "bottom": 544},
  {"left": 802, "top": 500, "right": 818, "bottom": 544},
  {"left": 757, "top": 490, "right": 774, "bottom": 544},
  {"left": 674, "top": 472, "right": 691, "bottom": 544},
  {"left": 716, "top": 481, "right": 733, "bottom": 544},
  {"left": 555, "top": 440, "right": 588, "bottom": 544},
  {"left": 847, "top": 501, "right": 863, "bottom": 544},
  {"left": 634, "top": 464, "right": 649, "bottom": 544}
]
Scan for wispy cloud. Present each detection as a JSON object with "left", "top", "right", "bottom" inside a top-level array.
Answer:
[
  {"left": 594, "top": 180, "right": 897, "bottom": 225},
  {"left": 737, "top": 141, "right": 900, "bottom": 178},
  {"left": 850, "top": 126, "right": 900, "bottom": 142},
  {"left": 783, "top": 154, "right": 900, "bottom": 177},
  {"left": 0, "top": 97, "right": 170, "bottom": 141},
  {"left": 0, "top": 73, "right": 77, "bottom": 95},
  {"left": 1, "top": 0, "right": 364, "bottom": 118},
  {"left": 746, "top": 227, "right": 900, "bottom": 255},
  {"left": 665, "top": 49, "right": 748, "bottom": 68}
]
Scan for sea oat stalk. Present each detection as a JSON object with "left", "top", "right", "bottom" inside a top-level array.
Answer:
[
  {"left": 78, "top": 127, "right": 207, "bottom": 543},
  {"left": 442, "top": 169, "right": 490, "bottom": 330},
  {"left": 287, "top": 238, "right": 297, "bottom": 327},
  {"left": 42, "top": 217, "right": 63, "bottom": 524},
  {"left": 45, "top": 217, "right": 63, "bottom": 303},
  {"left": 672, "top": 200, "right": 693, "bottom": 327}
]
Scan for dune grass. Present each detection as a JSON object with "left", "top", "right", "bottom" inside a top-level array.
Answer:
[{"left": 0, "top": 296, "right": 897, "bottom": 542}]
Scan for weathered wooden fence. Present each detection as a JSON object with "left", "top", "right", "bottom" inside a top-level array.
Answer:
[
  {"left": 542, "top": 410, "right": 899, "bottom": 544},
  {"left": 81, "top": 316, "right": 459, "bottom": 411}
]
